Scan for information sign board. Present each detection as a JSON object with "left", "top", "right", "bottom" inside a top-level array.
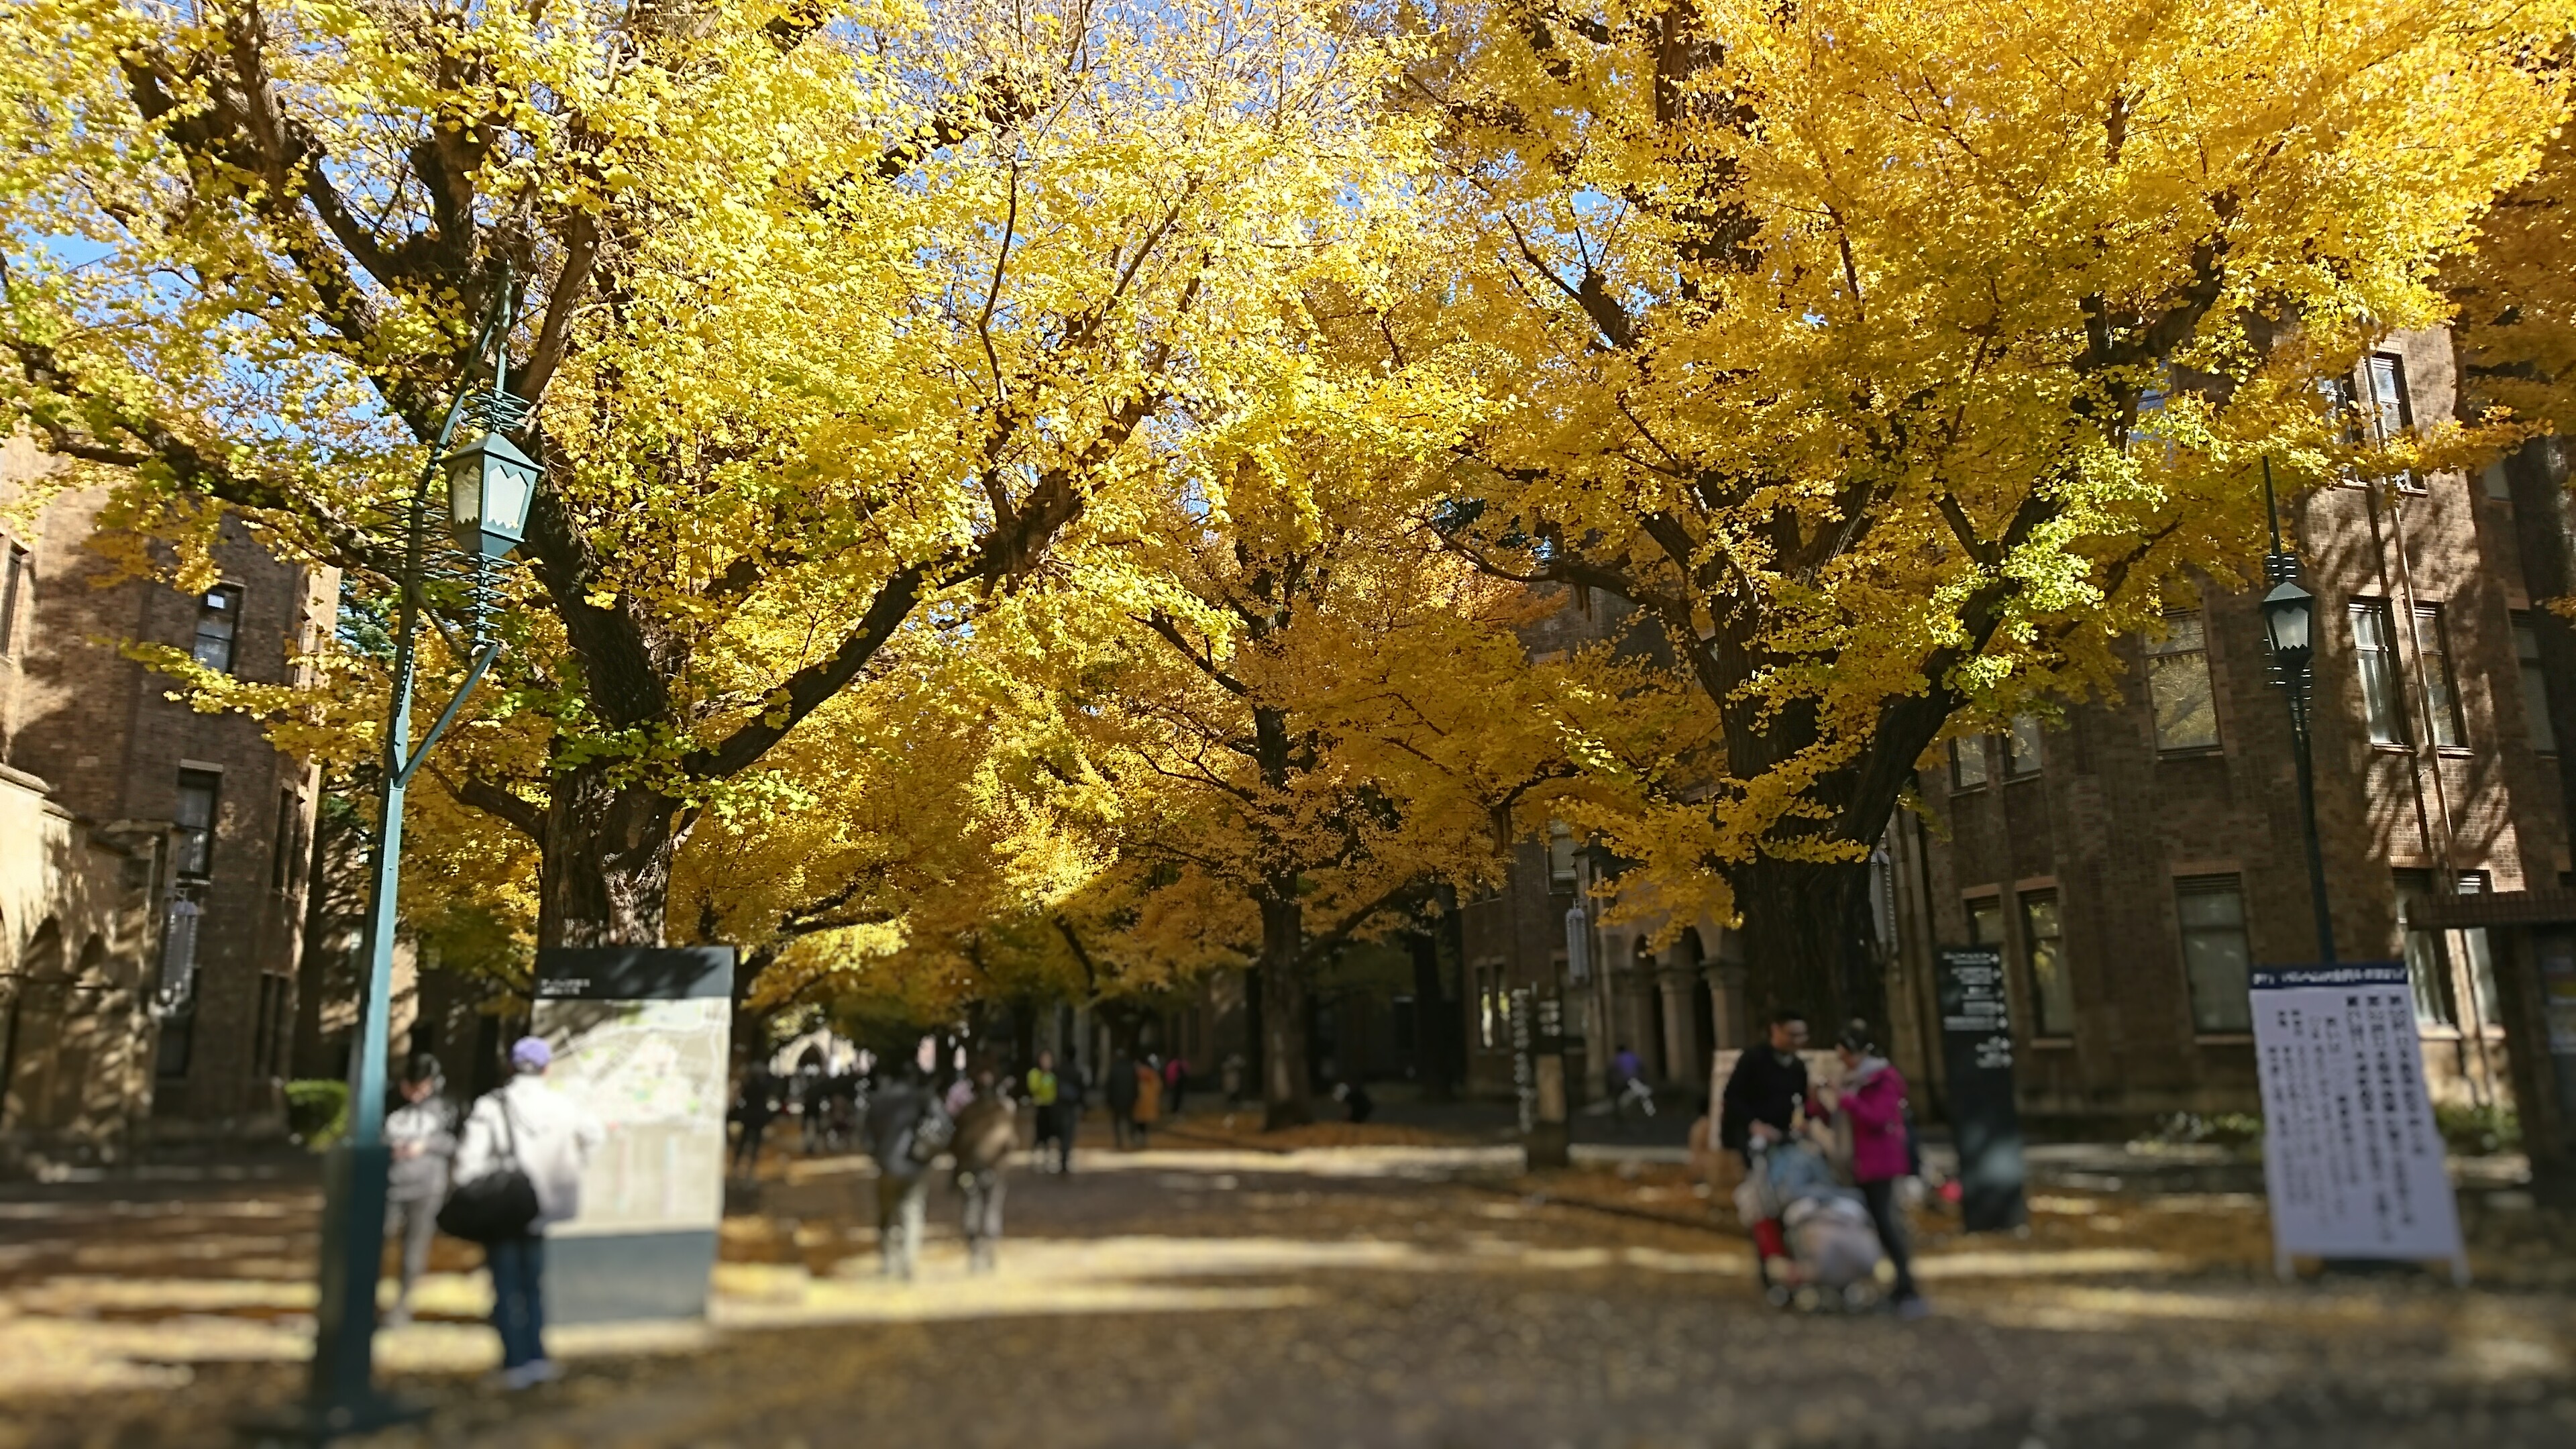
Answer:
[
  {"left": 2249, "top": 963, "right": 2467, "bottom": 1283},
  {"left": 1935, "top": 945, "right": 2027, "bottom": 1232},
  {"left": 531, "top": 947, "right": 735, "bottom": 1322}
]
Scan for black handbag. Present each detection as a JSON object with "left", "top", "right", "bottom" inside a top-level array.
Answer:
[{"left": 437, "top": 1097, "right": 541, "bottom": 1244}]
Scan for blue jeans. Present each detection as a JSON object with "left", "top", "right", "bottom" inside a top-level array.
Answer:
[{"left": 487, "top": 1234, "right": 546, "bottom": 1369}]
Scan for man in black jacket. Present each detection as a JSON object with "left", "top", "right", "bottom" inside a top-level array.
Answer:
[{"left": 1719, "top": 1008, "right": 1813, "bottom": 1159}]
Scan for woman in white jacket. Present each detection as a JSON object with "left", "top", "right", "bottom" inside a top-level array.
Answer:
[{"left": 451, "top": 1036, "right": 605, "bottom": 1389}]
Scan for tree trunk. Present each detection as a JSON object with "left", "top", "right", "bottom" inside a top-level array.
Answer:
[
  {"left": 1407, "top": 928, "right": 1454, "bottom": 1102},
  {"left": 1258, "top": 894, "right": 1312, "bottom": 1129},
  {"left": 1731, "top": 857, "right": 1883, "bottom": 1036},
  {"left": 537, "top": 759, "right": 684, "bottom": 948}
]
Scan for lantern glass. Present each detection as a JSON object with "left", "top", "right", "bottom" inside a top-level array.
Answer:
[
  {"left": 2261, "top": 580, "right": 2314, "bottom": 659},
  {"left": 440, "top": 431, "right": 541, "bottom": 557}
]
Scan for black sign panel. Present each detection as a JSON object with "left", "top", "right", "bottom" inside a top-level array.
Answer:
[
  {"left": 533, "top": 946, "right": 735, "bottom": 1002},
  {"left": 1935, "top": 945, "right": 2027, "bottom": 1232}
]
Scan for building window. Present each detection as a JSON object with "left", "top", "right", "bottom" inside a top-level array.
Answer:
[
  {"left": 1966, "top": 896, "right": 2005, "bottom": 949},
  {"left": 1, "top": 541, "right": 26, "bottom": 654},
  {"left": 2020, "top": 890, "right": 2075, "bottom": 1038},
  {"left": 2176, "top": 876, "right": 2255, "bottom": 1034},
  {"left": 2413, "top": 605, "right": 2465, "bottom": 749},
  {"left": 1547, "top": 820, "right": 1579, "bottom": 891},
  {"left": 2483, "top": 460, "right": 2516, "bottom": 502},
  {"left": 2363, "top": 352, "right": 2422, "bottom": 490},
  {"left": 2006, "top": 715, "right": 2043, "bottom": 777},
  {"left": 2516, "top": 615, "right": 2557, "bottom": 755},
  {"left": 2145, "top": 613, "right": 2218, "bottom": 752},
  {"left": 1476, "top": 965, "right": 1500, "bottom": 1050},
  {"left": 1950, "top": 735, "right": 1990, "bottom": 789},
  {"left": 2456, "top": 872, "right": 2503, "bottom": 1030},
  {"left": 175, "top": 769, "right": 220, "bottom": 879},
  {"left": 2352, "top": 602, "right": 2410, "bottom": 746},
  {"left": 193, "top": 586, "right": 243, "bottom": 674},
  {"left": 2394, "top": 869, "right": 2455, "bottom": 1028},
  {"left": 271, "top": 791, "right": 302, "bottom": 892}
]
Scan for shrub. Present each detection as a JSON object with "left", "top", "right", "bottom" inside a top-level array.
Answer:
[
  {"left": 2435, "top": 1102, "right": 2520, "bottom": 1156},
  {"left": 285, "top": 1079, "right": 350, "bottom": 1150}
]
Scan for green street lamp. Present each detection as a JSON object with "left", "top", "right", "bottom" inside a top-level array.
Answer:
[
  {"left": 2260, "top": 458, "right": 2337, "bottom": 965},
  {"left": 444, "top": 429, "right": 541, "bottom": 558},
  {"left": 264, "top": 272, "right": 537, "bottom": 1443}
]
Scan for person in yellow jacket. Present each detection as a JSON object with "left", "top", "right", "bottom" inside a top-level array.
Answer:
[
  {"left": 1026, "top": 1051, "right": 1065, "bottom": 1173},
  {"left": 1132, "top": 1054, "right": 1163, "bottom": 1146}
]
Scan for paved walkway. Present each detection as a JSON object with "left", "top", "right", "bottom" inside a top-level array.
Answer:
[{"left": 1, "top": 1140, "right": 2572, "bottom": 1447}]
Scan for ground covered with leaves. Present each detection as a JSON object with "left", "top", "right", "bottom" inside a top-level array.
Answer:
[{"left": 2, "top": 1138, "right": 2571, "bottom": 1448}]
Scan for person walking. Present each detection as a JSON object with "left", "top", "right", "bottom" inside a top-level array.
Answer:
[
  {"left": 794, "top": 1051, "right": 828, "bottom": 1155},
  {"left": 1719, "top": 1008, "right": 1813, "bottom": 1161},
  {"left": 951, "top": 1067, "right": 1018, "bottom": 1272},
  {"left": 1104, "top": 1047, "right": 1140, "bottom": 1150},
  {"left": 1057, "top": 1052, "right": 1087, "bottom": 1173},
  {"left": 382, "top": 1053, "right": 458, "bottom": 1328},
  {"left": 1221, "top": 1051, "right": 1246, "bottom": 1112},
  {"left": 863, "top": 1063, "right": 942, "bottom": 1280},
  {"left": 1817, "top": 1020, "right": 1927, "bottom": 1318},
  {"left": 732, "top": 1063, "right": 780, "bottom": 1181},
  {"left": 451, "top": 1036, "right": 604, "bottom": 1389},
  {"left": 1026, "top": 1051, "right": 1063, "bottom": 1172},
  {"left": 1163, "top": 1054, "right": 1189, "bottom": 1117},
  {"left": 1132, "top": 1053, "right": 1163, "bottom": 1148},
  {"left": 1608, "top": 1042, "right": 1653, "bottom": 1120}
]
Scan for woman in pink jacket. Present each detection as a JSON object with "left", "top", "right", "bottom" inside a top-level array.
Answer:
[{"left": 1820, "top": 1020, "right": 1927, "bottom": 1317}]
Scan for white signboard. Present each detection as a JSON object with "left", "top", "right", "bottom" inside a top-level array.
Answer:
[{"left": 2250, "top": 963, "right": 2467, "bottom": 1283}]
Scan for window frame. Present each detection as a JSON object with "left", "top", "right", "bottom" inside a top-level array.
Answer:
[
  {"left": 2018, "top": 889, "right": 2076, "bottom": 1039},
  {"left": 1949, "top": 735, "right": 1991, "bottom": 790},
  {"left": 2144, "top": 611, "right": 2220, "bottom": 754},
  {"left": 174, "top": 769, "right": 221, "bottom": 881},
  {"left": 2174, "top": 875, "right": 2255, "bottom": 1036},
  {"left": 270, "top": 790, "right": 303, "bottom": 892},
  {"left": 2515, "top": 613, "right": 2558, "bottom": 756},
  {"left": 2412, "top": 603, "right": 2467, "bottom": 751},
  {"left": 2005, "top": 715, "right": 2044, "bottom": 778},
  {"left": 2393, "top": 869, "right": 2457, "bottom": 1029},
  {"left": 1546, "top": 820, "right": 1579, "bottom": 892},
  {"left": 1966, "top": 896, "right": 2006, "bottom": 950},
  {"left": 2363, "top": 352, "right": 2424, "bottom": 492},
  {"left": 2351, "top": 600, "right": 2412, "bottom": 747},
  {"left": 192, "top": 584, "right": 244, "bottom": 676},
  {"left": 0, "top": 541, "right": 26, "bottom": 655}
]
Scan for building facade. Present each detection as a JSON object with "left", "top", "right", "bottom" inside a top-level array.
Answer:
[
  {"left": 1884, "top": 328, "right": 2551, "bottom": 1128},
  {"left": 1, "top": 439, "right": 333, "bottom": 1159},
  {"left": 1444, "top": 328, "right": 2563, "bottom": 1130}
]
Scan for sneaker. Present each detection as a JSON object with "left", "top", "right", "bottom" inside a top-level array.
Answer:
[
  {"left": 1894, "top": 1294, "right": 1933, "bottom": 1321},
  {"left": 521, "top": 1358, "right": 563, "bottom": 1384}
]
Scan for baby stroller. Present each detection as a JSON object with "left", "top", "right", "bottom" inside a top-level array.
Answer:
[{"left": 1734, "top": 1137, "right": 1884, "bottom": 1310}]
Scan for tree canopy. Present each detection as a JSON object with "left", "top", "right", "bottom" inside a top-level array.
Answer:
[{"left": 9, "top": 0, "right": 2576, "bottom": 1089}]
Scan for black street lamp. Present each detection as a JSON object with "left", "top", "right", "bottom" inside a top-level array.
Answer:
[
  {"left": 2261, "top": 458, "right": 2337, "bottom": 964},
  {"left": 260, "top": 274, "right": 538, "bottom": 1443}
]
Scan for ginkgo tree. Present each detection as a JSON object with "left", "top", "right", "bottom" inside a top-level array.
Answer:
[
  {"left": 1403, "top": 0, "right": 2573, "bottom": 1023},
  {"left": 1, "top": 0, "right": 1433, "bottom": 949},
  {"left": 1056, "top": 417, "right": 1590, "bottom": 1123}
]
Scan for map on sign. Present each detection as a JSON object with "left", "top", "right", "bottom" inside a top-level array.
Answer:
[{"left": 532, "top": 996, "right": 731, "bottom": 1238}]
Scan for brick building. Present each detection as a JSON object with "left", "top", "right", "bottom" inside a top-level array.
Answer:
[
  {"left": 1445, "top": 328, "right": 2563, "bottom": 1130},
  {"left": 1, "top": 439, "right": 333, "bottom": 1155},
  {"left": 1883, "top": 327, "right": 2553, "bottom": 1128}
]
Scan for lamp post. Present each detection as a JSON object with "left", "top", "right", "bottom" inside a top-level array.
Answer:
[
  {"left": 2259, "top": 458, "right": 2337, "bottom": 965},
  {"left": 283, "top": 275, "right": 540, "bottom": 1440}
]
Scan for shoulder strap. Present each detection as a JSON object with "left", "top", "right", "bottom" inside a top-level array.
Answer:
[{"left": 493, "top": 1091, "right": 523, "bottom": 1169}]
